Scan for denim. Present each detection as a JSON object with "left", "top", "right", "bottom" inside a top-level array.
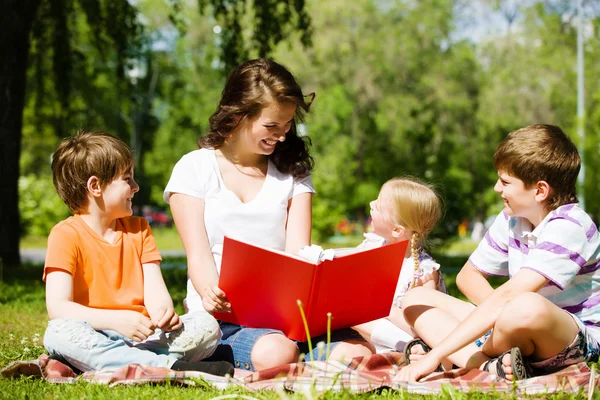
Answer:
[
  {"left": 219, "top": 322, "right": 366, "bottom": 371},
  {"left": 475, "top": 329, "right": 493, "bottom": 348},
  {"left": 43, "top": 311, "right": 221, "bottom": 372}
]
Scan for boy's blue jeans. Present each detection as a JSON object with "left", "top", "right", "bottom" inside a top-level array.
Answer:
[{"left": 43, "top": 311, "right": 221, "bottom": 372}]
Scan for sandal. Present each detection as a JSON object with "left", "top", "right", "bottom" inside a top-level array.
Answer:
[
  {"left": 403, "top": 338, "right": 443, "bottom": 372},
  {"left": 482, "top": 347, "right": 531, "bottom": 381}
]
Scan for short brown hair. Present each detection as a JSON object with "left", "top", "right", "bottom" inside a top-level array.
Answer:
[
  {"left": 200, "top": 58, "right": 314, "bottom": 178},
  {"left": 493, "top": 124, "right": 580, "bottom": 210},
  {"left": 51, "top": 130, "right": 134, "bottom": 213}
]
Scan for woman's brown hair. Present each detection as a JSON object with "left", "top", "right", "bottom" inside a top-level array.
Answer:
[{"left": 199, "top": 58, "right": 314, "bottom": 178}]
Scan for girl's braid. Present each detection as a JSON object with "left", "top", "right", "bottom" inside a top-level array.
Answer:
[{"left": 409, "top": 232, "right": 420, "bottom": 289}]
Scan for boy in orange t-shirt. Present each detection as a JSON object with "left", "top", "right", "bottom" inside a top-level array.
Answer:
[{"left": 43, "top": 131, "right": 233, "bottom": 376}]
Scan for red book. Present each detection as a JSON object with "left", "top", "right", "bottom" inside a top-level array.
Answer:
[{"left": 214, "top": 236, "right": 407, "bottom": 342}]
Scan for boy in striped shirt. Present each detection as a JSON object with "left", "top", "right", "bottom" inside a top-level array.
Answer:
[{"left": 398, "top": 124, "right": 600, "bottom": 382}]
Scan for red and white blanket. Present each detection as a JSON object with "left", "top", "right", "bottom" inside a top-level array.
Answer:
[{"left": 1, "top": 352, "right": 596, "bottom": 395}]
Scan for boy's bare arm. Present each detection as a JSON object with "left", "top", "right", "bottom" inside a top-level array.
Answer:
[
  {"left": 142, "top": 263, "right": 181, "bottom": 332},
  {"left": 46, "top": 270, "right": 156, "bottom": 342},
  {"left": 456, "top": 261, "right": 495, "bottom": 305},
  {"left": 399, "top": 268, "right": 548, "bottom": 381}
]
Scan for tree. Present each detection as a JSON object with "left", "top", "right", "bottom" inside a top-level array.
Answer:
[
  {"left": 1, "top": 0, "right": 313, "bottom": 267},
  {"left": 273, "top": 0, "right": 481, "bottom": 239},
  {"left": 1, "top": 0, "right": 144, "bottom": 267},
  {"left": 138, "top": 0, "right": 226, "bottom": 205},
  {"left": 197, "top": 0, "right": 312, "bottom": 71},
  {"left": 1, "top": 0, "right": 42, "bottom": 267}
]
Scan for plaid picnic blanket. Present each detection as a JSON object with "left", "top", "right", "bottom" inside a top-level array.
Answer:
[{"left": 1, "top": 352, "right": 596, "bottom": 395}]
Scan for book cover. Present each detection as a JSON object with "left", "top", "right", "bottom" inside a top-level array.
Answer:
[{"left": 214, "top": 236, "right": 407, "bottom": 342}]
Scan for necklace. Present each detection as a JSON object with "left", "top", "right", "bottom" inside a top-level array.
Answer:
[{"left": 231, "top": 161, "right": 267, "bottom": 179}]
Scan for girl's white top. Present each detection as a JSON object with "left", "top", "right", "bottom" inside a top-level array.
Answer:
[
  {"left": 164, "top": 148, "right": 315, "bottom": 312},
  {"left": 357, "top": 233, "right": 446, "bottom": 307}
]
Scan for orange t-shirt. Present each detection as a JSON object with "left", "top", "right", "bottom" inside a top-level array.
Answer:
[{"left": 43, "top": 215, "right": 162, "bottom": 317}]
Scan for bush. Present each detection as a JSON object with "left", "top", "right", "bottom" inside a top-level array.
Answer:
[{"left": 19, "top": 174, "right": 70, "bottom": 237}]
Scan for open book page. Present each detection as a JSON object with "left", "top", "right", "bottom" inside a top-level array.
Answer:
[
  {"left": 239, "top": 239, "right": 315, "bottom": 263},
  {"left": 332, "top": 247, "right": 365, "bottom": 257},
  {"left": 297, "top": 244, "right": 368, "bottom": 264}
]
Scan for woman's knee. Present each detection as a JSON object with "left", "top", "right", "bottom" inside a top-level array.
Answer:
[
  {"left": 329, "top": 341, "right": 374, "bottom": 362},
  {"left": 251, "top": 334, "right": 299, "bottom": 370}
]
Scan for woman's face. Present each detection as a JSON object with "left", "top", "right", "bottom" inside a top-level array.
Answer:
[{"left": 238, "top": 101, "right": 297, "bottom": 155}]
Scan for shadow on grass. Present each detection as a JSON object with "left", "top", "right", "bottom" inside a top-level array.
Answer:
[{"left": 0, "top": 263, "right": 46, "bottom": 304}]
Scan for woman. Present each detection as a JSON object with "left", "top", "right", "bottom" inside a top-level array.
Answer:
[{"left": 164, "top": 59, "right": 373, "bottom": 371}]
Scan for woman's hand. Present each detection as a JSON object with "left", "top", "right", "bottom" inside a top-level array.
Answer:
[{"left": 201, "top": 285, "right": 231, "bottom": 314}]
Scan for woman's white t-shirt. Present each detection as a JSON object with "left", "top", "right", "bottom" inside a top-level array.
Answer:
[{"left": 164, "top": 148, "right": 315, "bottom": 312}]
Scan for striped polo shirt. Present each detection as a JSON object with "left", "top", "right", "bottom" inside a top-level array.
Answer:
[{"left": 469, "top": 203, "right": 600, "bottom": 340}]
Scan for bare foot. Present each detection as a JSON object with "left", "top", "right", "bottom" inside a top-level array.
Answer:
[
  {"left": 481, "top": 352, "right": 514, "bottom": 380},
  {"left": 407, "top": 343, "right": 427, "bottom": 363},
  {"left": 406, "top": 342, "right": 454, "bottom": 371}
]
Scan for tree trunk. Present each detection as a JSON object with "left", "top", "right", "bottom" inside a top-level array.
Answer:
[{"left": 0, "top": 0, "right": 41, "bottom": 267}]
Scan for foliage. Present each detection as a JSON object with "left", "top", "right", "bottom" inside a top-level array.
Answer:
[
  {"left": 268, "top": 0, "right": 600, "bottom": 239},
  {"left": 196, "top": 0, "right": 312, "bottom": 71},
  {"left": 18, "top": 175, "right": 70, "bottom": 237},
  {"left": 138, "top": 0, "right": 226, "bottom": 206},
  {"left": 273, "top": 0, "right": 483, "bottom": 239},
  {"left": 12, "top": 0, "right": 600, "bottom": 245},
  {"left": 22, "top": 0, "right": 145, "bottom": 173}
]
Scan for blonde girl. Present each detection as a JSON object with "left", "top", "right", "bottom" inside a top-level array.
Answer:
[{"left": 353, "top": 177, "right": 445, "bottom": 353}]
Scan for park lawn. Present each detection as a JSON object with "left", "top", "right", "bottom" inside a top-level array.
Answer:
[
  {"left": 0, "top": 257, "right": 591, "bottom": 399},
  {"left": 20, "top": 228, "right": 368, "bottom": 252},
  {"left": 19, "top": 227, "right": 186, "bottom": 251}
]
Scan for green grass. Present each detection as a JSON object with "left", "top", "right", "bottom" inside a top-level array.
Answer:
[
  {"left": 21, "top": 229, "right": 479, "bottom": 255},
  {"left": 438, "top": 239, "right": 480, "bottom": 257},
  {"left": 20, "top": 227, "right": 186, "bottom": 251},
  {"left": 152, "top": 227, "right": 186, "bottom": 251},
  {"left": 0, "top": 258, "right": 591, "bottom": 398},
  {"left": 21, "top": 230, "right": 372, "bottom": 252},
  {"left": 19, "top": 235, "right": 48, "bottom": 249}
]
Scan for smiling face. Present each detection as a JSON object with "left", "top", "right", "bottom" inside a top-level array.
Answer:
[
  {"left": 101, "top": 167, "right": 139, "bottom": 219},
  {"left": 494, "top": 171, "right": 540, "bottom": 221},
  {"left": 238, "top": 101, "right": 296, "bottom": 155}
]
